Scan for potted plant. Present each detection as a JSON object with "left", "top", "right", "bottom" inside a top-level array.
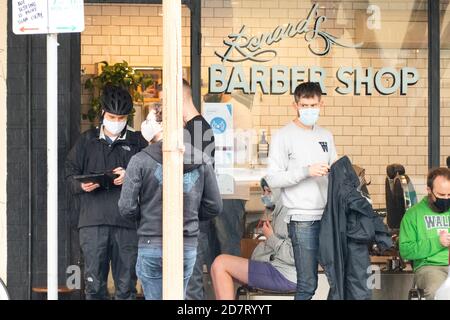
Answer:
[{"left": 83, "top": 60, "right": 153, "bottom": 125}]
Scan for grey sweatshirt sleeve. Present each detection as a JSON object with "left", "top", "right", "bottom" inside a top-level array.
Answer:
[
  {"left": 265, "top": 234, "right": 294, "bottom": 265},
  {"left": 265, "top": 131, "right": 310, "bottom": 188},
  {"left": 118, "top": 155, "right": 142, "bottom": 220},
  {"left": 265, "top": 205, "right": 294, "bottom": 264},
  {"left": 199, "top": 163, "right": 223, "bottom": 221}
]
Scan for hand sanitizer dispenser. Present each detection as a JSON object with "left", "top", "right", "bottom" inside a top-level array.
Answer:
[{"left": 257, "top": 129, "right": 269, "bottom": 164}]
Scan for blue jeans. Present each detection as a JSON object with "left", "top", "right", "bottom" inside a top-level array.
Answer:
[
  {"left": 136, "top": 245, "right": 197, "bottom": 300},
  {"left": 288, "top": 220, "right": 321, "bottom": 300}
]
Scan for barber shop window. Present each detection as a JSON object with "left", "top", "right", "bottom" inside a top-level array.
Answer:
[
  {"left": 201, "top": 0, "right": 429, "bottom": 213},
  {"left": 441, "top": 1, "right": 450, "bottom": 169},
  {"left": 81, "top": 3, "right": 191, "bottom": 133}
]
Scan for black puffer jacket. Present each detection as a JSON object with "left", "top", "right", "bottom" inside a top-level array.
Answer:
[
  {"left": 65, "top": 127, "right": 148, "bottom": 229},
  {"left": 319, "top": 156, "right": 392, "bottom": 300}
]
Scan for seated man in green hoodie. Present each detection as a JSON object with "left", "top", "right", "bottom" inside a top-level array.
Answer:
[{"left": 399, "top": 167, "right": 450, "bottom": 300}]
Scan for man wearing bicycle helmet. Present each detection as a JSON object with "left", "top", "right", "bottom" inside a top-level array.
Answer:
[{"left": 66, "top": 85, "right": 148, "bottom": 300}]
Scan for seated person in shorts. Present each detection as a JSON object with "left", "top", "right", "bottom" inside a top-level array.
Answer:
[{"left": 211, "top": 179, "right": 296, "bottom": 299}]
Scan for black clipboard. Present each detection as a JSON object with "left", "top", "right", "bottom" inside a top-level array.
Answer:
[{"left": 73, "top": 172, "right": 120, "bottom": 189}]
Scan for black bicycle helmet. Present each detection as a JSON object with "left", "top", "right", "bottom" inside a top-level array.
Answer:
[{"left": 100, "top": 85, "right": 133, "bottom": 115}]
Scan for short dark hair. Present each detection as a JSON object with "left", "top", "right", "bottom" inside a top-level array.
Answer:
[
  {"left": 294, "top": 82, "right": 322, "bottom": 103},
  {"left": 427, "top": 167, "right": 450, "bottom": 189}
]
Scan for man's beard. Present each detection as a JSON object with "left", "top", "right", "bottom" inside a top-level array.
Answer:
[{"left": 427, "top": 196, "right": 445, "bottom": 213}]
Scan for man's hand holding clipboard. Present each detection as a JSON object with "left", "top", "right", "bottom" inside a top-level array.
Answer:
[
  {"left": 74, "top": 167, "right": 124, "bottom": 192},
  {"left": 81, "top": 181, "right": 100, "bottom": 193},
  {"left": 112, "top": 167, "right": 125, "bottom": 186}
]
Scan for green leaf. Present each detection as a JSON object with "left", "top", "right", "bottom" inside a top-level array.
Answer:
[{"left": 84, "top": 78, "right": 93, "bottom": 90}]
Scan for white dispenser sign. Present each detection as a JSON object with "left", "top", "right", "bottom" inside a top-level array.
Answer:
[{"left": 203, "top": 103, "right": 234, "bottom": 168}]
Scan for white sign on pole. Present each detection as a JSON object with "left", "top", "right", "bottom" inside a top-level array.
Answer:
[
  {"left": 48, "top": 0, "right": 84, "bottom": 33},
  {"left": 13, "top": 0, "right": 85, "bottom": 35},
  {"left": 12, "top": 0, "right": 48, "bottom": 34}
]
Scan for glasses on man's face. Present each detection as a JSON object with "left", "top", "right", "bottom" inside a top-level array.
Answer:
[{"left": 297, "top": 103, "right": 320, "bottom": 109}]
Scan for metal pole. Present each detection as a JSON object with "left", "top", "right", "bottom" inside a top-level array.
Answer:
[
  {"left": 47, "top": 33, "right": 58, "bottom": 300},
  {"left": 162, "top": 0, "right": 184, "bottom": 300},
  {"left": 428, "top": 0, "right": 440, "bottom": 168},
  {"left": 27, "top": 34, "right": 33, "bottom": 301},
  {"left": 190, "top": 0, "right": 201, "bottom": 111}
]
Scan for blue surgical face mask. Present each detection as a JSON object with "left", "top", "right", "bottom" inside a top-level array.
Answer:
[
  {"left": 298, "top": 108, "right": 320, "bottom": 127},
  {"left": 261, "top": 195, "right": 275, "bottom": 209}
]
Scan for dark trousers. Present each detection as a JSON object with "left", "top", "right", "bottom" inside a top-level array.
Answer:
[
  {"left": 211, "top": 199, "right": 246, "bottom": 257},
  {"left": 345, "top": 240, "right": 372, "bottom": 300},
  {"left": 186, "top": 220, "right": 211, "bottom": 300},
  {"left": 79, "top": 225, "right": 138, "bottom": 300},
  {"left": 186, "top": 199, "right": 246, "bottom": 300}
]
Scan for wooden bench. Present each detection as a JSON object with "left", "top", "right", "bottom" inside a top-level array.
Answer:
[{"left": 32, "top": 286, "right": 77, "bottom": 300}]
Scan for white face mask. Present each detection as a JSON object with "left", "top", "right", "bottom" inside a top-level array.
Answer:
[
  {"left": 103, "top": 118, "right": 127, "bottom": 136},
  {"left": 141, "top": 110, "right": 162, "bottom": 142}
]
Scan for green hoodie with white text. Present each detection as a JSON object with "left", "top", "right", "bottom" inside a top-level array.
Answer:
[{"left": 399, "top": 197, "right": 449, "bottom": 271}]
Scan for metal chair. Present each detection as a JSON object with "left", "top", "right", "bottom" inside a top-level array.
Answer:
[
  {"left": 235, "top": 285, "right": 295, "bottom": 300},
  {"left": 408, "top": 282, "right": 425, "bottom": 300},
  {"left": 406, "top": 261, "right": 425, "bottom": 300}
]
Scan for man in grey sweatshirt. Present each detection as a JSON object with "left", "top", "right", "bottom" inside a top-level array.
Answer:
[{"left": 264, "top": 82, "right": 338, "bottom": 300}]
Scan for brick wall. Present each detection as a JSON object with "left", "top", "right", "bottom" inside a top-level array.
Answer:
[
  {"left": 81, "top": 4, "right": 191, "bottom": 132},
  {"left": 81, "top": 1, "right": 450, "bottom": 209}
]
